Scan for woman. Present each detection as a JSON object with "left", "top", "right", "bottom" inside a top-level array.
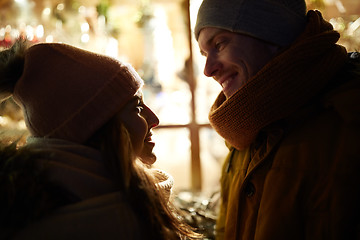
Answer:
[{"left": 0, "top": 39, "right": 200, "bottom": 239}]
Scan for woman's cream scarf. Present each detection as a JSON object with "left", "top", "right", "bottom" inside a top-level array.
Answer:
[{"left": 209, "top": 10, "right": 348, "bottom": 150}]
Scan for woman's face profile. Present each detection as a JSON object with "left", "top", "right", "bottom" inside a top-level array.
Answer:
[{"left": 118, "top": 90, "right": 159, "bottom": 164}]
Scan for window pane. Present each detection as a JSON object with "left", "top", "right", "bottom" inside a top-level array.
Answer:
[
  {"left": 200, "top": 127, "right": 228, "bottom": 195},
  {"left": 153, "top": 127, "right": 191, "bottom": 191},
  {"left": 194, "top": 56, "right": 222, "bottom": 124}
]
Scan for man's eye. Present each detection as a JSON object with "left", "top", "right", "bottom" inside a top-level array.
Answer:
[
  {"left": 215, "top": 40, "right": 226, "bottom": 51},
  {"left": 215, "top": 42, "right": 222, "bottom": 50}
]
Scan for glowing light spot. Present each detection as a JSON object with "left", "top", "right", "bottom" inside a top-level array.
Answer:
[
  {"left": 81, "top": 33, "right": 90, "bottom": 43},
  {"left": 46, "top": 35, "right": 54, "bottom": 42},
  {"left": 57, "top": 4, "right": 64, "bottom": 11},
  {"left": 36, "top": 25, "right": 44, "bottom": 38},
  {"left": 42, "top": 7, "right": 51, "bottom": 16},
  {"left": 81, "top": 23, "right": 89, "bottom": 32}
]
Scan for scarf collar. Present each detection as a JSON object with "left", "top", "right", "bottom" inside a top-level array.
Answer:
[
  {"left": 150, "top": 169, "right": 174, "bottom": 201},
  {"left": 209, "top": 10, "right": 348, "bottom": 150},
  {"left": 26, "top": 137, "right": 116, "bottom": 200}
]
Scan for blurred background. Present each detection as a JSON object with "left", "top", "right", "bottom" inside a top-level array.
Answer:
[{"left": 0, "top": 0, "right": 359, "bottom": 208}]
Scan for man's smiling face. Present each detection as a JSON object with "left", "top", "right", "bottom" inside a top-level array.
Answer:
[{"left": 198, "top": 27, "right": 280, "bottom": 98}]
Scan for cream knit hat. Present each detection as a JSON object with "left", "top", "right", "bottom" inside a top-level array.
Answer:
[
  {"left": 195, "top": 0, "right": 307, "bottom": 46},
  {"left": 12, "top": 43, "right": 143, "bottom": 143}
]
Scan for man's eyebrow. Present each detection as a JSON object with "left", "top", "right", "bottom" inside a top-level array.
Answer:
[{"left": 199, "top": 29, "right": 224, "bottom": 56}]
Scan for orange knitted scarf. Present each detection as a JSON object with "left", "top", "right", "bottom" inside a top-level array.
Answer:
[{"left": 208, "top": 10, "right": 348, "bottom": 150}]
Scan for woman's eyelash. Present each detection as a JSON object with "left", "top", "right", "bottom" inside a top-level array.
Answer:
[
  {"left": 136, "top": 100, "right": 144, "bottom": 112},
  {"left": 136, "top": 105, "right": 144, "bottom": 112}
]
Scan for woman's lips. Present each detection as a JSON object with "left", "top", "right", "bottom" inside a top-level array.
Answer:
[{"left": 144, "top": 132, "right": 154, "bottom": 143}]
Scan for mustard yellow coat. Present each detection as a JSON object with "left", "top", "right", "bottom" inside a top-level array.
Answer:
[{"left": 216, "top": 67, "right": 360, "bottom": 239}]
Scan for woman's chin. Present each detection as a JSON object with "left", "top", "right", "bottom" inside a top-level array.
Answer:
[{"left": 139, "top": 154, "right": 157, "bottom": 165}]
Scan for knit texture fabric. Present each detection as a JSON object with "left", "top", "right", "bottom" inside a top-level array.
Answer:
[
  {"left": 195, "top": 0, "right": 307, "bottom": 46},
  {"left": 208, "top": 10, "right": 348, "bottom": 150},
  {"left": 13, "top": 43, "right": 143, "bottom": 143},
  {"left": 25, "top": 137, "right": 116, "bottom": 200}
]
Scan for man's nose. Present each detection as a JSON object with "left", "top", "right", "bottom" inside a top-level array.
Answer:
[{"left": 203, "top": 55, "right": 220, "bottom": 77}]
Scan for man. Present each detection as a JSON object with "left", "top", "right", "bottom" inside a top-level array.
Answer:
[{"left": 195, "top": 0, "right": 360, "bottom": 239}]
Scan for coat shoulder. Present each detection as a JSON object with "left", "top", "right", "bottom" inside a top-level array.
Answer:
[{"left": 13, "top": 192, "right": 143, "bottom": 240}]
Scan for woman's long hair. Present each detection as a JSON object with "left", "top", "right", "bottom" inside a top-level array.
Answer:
[{"left": 86, "top": 113, "right": 201, "bottom": 240}]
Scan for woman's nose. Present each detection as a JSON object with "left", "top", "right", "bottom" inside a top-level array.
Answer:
[{"left": 146, "top": 107, "right": 159, "bottom": 128}]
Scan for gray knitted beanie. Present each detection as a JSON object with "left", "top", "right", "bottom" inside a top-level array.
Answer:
[{"left": 195, "top": 0, "right": 307, "bottom": 46}]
